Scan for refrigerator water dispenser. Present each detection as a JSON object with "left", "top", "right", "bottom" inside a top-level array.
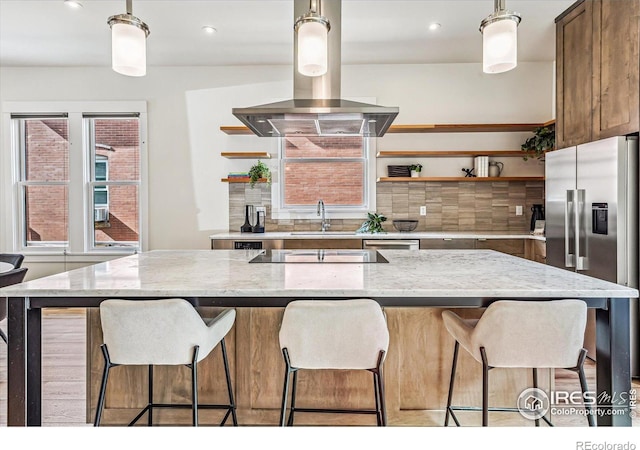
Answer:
[{"left": 591, "top": 203, "right": 608, "bottom": 235}]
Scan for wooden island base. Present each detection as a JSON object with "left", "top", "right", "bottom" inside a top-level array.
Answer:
[{"left": 87, "top": 307, "right": 551, "bottom": 426}]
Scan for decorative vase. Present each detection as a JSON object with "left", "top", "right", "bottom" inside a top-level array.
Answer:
[{"left": 411, "top": 170, "right": 419, "bottom": 178}]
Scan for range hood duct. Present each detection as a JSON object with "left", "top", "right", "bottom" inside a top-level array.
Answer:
[{"left": 232, "top": 0, "right": 399, "bottom": 137}]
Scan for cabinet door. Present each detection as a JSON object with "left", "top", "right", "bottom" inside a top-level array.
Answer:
[
  {"left": 420, "top": 238, "right": 475, "bottom": 249},
  {"left": 283, "top": 239, "right": 363, "bottom": 249},
  {"left": 475, "top": 239, "right": 525, "bottom": 258},
  {"left": 556, "top": 0, "right": 594, "bottom": 148},
  {"left": 592, "top": 0, "right": 640, "bottom": 139}
]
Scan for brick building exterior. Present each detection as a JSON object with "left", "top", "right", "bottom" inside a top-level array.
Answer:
[{"left": 283, "top": 136, "right": 364, "bottom": 206}]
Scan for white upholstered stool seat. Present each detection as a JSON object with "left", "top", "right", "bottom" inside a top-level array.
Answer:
[
  {"left": 278, "top": 299, "right": 390, "bottom": 426},
  {"left": 442, "top": 299, "right": 594, "bottom": 427},
  {"left": 94, "top": 299, "right": 237, "bottom": 427}
]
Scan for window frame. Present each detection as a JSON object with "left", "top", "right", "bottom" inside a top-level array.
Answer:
[
  {"left": 1, "top": 101, "right": 148, "bottom": 256},
  {"left": 270, "top": 135, "right": 377, "bottom": 220}
]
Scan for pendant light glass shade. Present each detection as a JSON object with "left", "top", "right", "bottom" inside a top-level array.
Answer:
[
  {"left": 480, "top": 0, "right": 521, "bottom": 74},
  {"left": 108, "top": 1, "right": 150, "bottom": 77},
  {"left": 482, "top": 19, "right": 518, "bottom": 73},
  {"left": 297, "top": 19, "right": 329, "bottom": 77},
  {"left": 295, "top": 1, "right": 330, "bottom": 78},
  {"left": 110, "top": 22, "right": 147, "bottom": 76}
]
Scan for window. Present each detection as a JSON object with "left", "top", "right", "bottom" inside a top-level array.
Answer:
[
  {"left": 4, "top": 102, "right": 147, "bottom": 254},
  {"left": 87, "top": 117, "right": 141, "bottom": 249},
  {"left": 273, "top": 135, "right": 376, "bottom": 219},
  {"left": 14, "top": 116, "right": 70, "bottom": 247}
]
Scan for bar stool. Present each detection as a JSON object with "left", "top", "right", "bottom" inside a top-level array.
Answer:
[
  {"left": 94, "top": 299, "right": 237, "bottom": 427},
  {"left": 442, "top": 299, "right": 594, "bottom": 427},
  {"left": 278, "top": 299, "right": 389, "bottom": 426},
  {"left": 0, "top": 253, "right": 24, "bottom": 269}
]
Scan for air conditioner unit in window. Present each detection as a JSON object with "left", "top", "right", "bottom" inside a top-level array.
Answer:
[{"left": 94, "top": 206, "right": 109, "bottom": 223}]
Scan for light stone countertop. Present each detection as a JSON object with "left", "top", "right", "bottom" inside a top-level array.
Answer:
[
  {"left": 210, "top": 231, "right": 546, "bottom": 241},
  {"left": 1, "top": 249, "right": 634, "bottom": 300}
]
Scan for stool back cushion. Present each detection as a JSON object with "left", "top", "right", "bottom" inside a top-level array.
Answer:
[
  {"left": 473, "top": 300, "right": 587, "bottom": 368},
  {"left": 100, "top": 299, "right": 234, "bottom": 365},
  {"left": 279, "top": 299, "right": 389, "bottom": 370}
]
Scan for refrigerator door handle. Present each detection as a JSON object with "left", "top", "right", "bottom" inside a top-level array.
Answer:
[
  {"left": 575, "top": 189, "right": 588, "bottom": 271},
  {"left": 565, "top": 190, "right": 575, "bottom": 268}
]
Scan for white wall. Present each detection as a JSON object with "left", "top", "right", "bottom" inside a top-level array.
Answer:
[{"left": 0, "top": 62, "right": 553, "bottom": 258}]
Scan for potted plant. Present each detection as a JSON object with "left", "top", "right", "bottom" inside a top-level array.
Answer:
[
  {"left": 248, "top": 160, "right": 272, "bottom": 188},
  {"left": 356, "top": 212, "right": 388, "bottom": 234},
  {"left": 409, "top": 163, "right": 423, "bottom": 178},
  {"left": 521, "top": 126, "right": 555, "bottom": 161}
]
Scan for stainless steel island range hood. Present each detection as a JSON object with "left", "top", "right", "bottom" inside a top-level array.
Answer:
[{"left": 232, "top": 0, "right": 399, "bottom": 137}]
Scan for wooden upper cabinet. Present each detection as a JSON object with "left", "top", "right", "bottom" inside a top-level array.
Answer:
[
  {"left": 556, "top": 0, "right": 640, "bottom": 148},
  {"left": 556, "top": 0, "right": 594, "bottom": 149},
  {"left": 591, "top": 0, "right": 640, "bottom": 140}
]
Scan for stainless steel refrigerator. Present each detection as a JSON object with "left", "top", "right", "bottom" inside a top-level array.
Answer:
[{"left": 546, "top": 136, "right": 639, "bottom": 376}]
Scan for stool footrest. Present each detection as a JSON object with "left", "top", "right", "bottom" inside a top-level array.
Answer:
[
  {"left": 291, "top": 407, "right": 378, "bottom": 415},
  {"left": 447, "top": 406, "right": 554, "bottom": 427}
]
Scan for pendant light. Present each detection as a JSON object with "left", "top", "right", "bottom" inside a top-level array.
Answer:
[
  {"left": 479, "top": 0, "right": 521, "bottom": 74},
  {"left": 107, "top": 0, "right": 150, "bottom": 77},
  {"left": 294, "top": 0, "right": 331, "bottom": 77}
]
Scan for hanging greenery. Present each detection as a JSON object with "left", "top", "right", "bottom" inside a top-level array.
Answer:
[{"left": 521, "top": 126, "right": 555, "bottom": 161}]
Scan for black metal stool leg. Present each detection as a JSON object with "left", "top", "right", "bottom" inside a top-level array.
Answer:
[
  {"left": 94, "top": 344, "right": 111, "bottom": 427},
  {"left": 375, "top": 351, "right": 387, "bottom": 426},
  {"left": 533, "top": 368, "right": 540, "bottom": 427},
  {"left": 148, "top": 365, "right": 154, "bottom": 426},
  {"left": 575, "top": 349, "right": 595, "bottom": 427},
  {"left": 480, "top": 347, "right": 490, "bottom": 427},
  {"left": 445, "top": 341, "right": 459, "bottom": 426},
  {"left": 220, "top": 339, "right": 238, "bottom": 426},
  {"left": 191, "top": 346, "right": 200, "bottom": 427},
  {"left": 0, "top": 328, "right": 7, "bottom": 344},
  {"left": 287, "top": 370, "right": 298, "bottom": 426},
  {"left": 373, "top": 371, "right": 382, "bottom": 426},
  {"left": 280, "top": 348, "right": 292, "bottom": 427}
]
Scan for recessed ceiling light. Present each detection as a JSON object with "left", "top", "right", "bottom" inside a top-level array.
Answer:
[
  {"left": 64, "top": 0, "right": 83, "bottom": 9},
  {"left": 202, "top": 26, "right": 217, "bottom": 35},
  {"left": 428, "top": 22, "right": 441, "bottom": 31}
]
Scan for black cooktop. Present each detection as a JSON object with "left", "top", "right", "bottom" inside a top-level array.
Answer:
[{"left": 249, "top": 249, "right": 389, "bottom": 264}]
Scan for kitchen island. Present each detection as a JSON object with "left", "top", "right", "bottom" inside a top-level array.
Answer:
[{"left": 2, "top": 249, "right": 636, "bottom": 426}]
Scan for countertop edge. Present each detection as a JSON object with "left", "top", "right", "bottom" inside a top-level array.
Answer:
[{"left": 209, "top": 232, "right": 547, "bottom": 241}]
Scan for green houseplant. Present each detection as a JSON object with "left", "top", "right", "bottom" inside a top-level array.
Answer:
[
  {"left": 409, "top": 164, "right": 423, "bottom": 177},
  {"left": 356, "top": 212, "right": 388, "bottom": 234},
  {"left": 248, "top": 160, "right": 272, "bottom": 188},
  {"left": 521, "top": 126, "right": 555, "bottom": 161}
]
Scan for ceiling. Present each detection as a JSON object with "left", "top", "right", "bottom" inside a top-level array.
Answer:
[{"left": 0, "top": 0, "right": 573, "bottom": 68}]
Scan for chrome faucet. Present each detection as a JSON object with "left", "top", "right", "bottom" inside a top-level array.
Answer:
[{"left": 317, "top": 199, "right": 330, "bottom": 232}]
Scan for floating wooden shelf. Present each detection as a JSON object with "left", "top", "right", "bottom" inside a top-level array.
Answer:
[
  {"left": 376, "top": 150, "right": 538, "bottom": 158},
  {"left": 221, "top": 152, "right": 271, "bottom": 159},
  {"left": 377, "top": 176, "right": 545, "bottom": 182},
  {"left": 541, "top": 119, "right": 556, "bottom": 127},
  {"left": 385, "top": 123, "right": 546, "bottom": 133},
  {"left": 221, "top": 177, "right": 269, "bottom": 183},
  {"left": 220, "top": 126, "right": 253, "bottom": 135},
  {"left": 221, "top": 122, "right": 554, "bottom": 135}
]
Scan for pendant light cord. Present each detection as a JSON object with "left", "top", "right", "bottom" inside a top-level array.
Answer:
[{"left": 126, "top": 0, "right": 133, "bottom": 15}]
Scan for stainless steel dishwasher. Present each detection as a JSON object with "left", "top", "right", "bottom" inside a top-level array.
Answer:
[{"left": 362, "top": 239, "right": 420, "bottom": 250}]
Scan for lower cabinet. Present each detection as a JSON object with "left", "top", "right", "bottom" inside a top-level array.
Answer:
[
  {"left": 283, "top": 239, "right": 363, "bottom": 249},
  {"left": 420, "top": 238, "right": 475, "bottom": 249},
  {"left": 475, "top": 238, "right": 525, "bottom": 258}
]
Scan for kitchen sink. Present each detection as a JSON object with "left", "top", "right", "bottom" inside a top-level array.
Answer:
[{"left": 289, "top": 231, "right": 357, "bottom": 236}]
